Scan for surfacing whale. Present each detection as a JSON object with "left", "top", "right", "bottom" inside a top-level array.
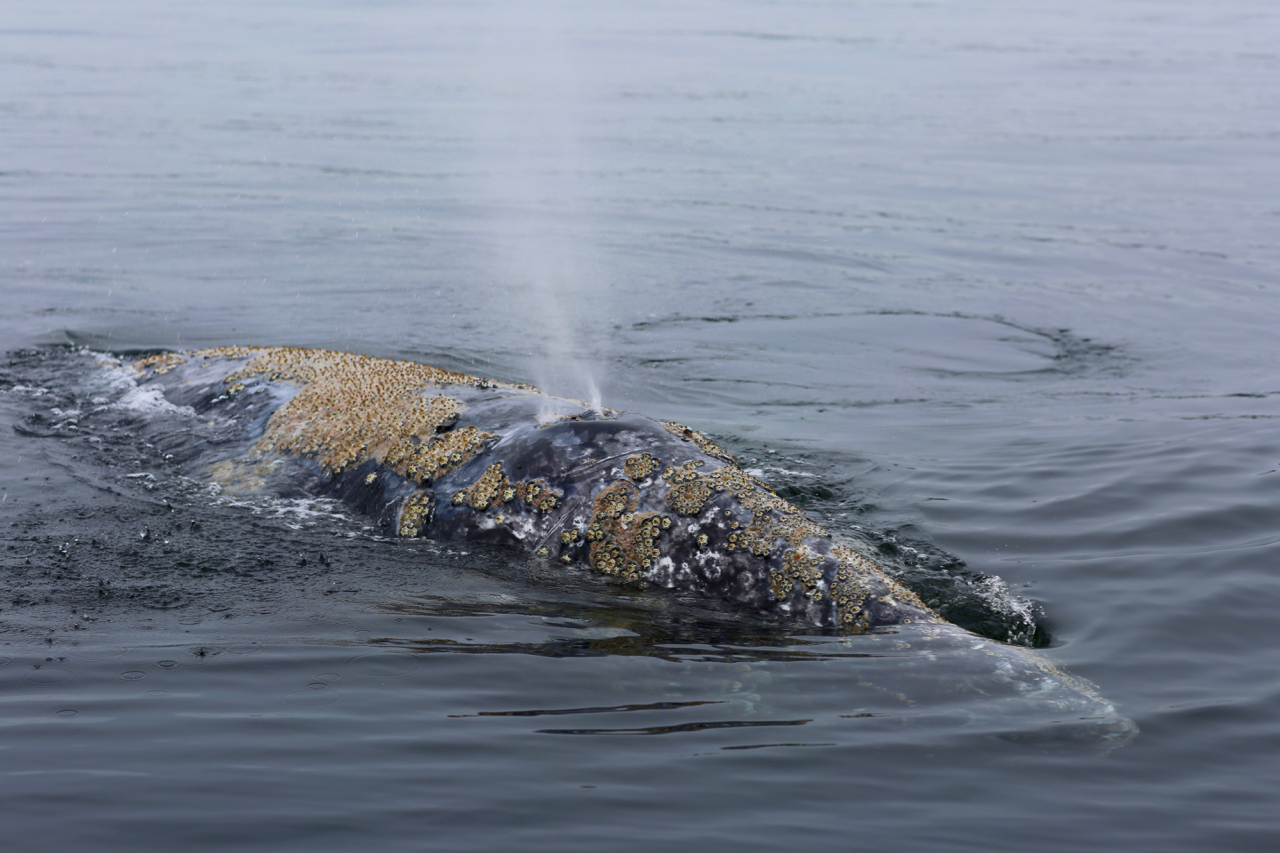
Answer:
[{"left": 111, "top": 346, "right": 1134, "bottom": 744}]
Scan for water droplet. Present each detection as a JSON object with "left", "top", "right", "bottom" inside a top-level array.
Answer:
[
  {"left": 55, "top": 709, "right": 79, "bottom": 718},
  {"left": 120, "top": 670, "right": 147, "bottom": 680},
  {"left": 23, "top": 667, "right": 75, "bottom": 686}
]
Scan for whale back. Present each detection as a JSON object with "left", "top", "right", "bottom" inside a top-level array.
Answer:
[{"left": 125, "top": 346, "right": 936, "bottom": 631}]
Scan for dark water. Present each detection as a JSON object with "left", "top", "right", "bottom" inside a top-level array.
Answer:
[{"left": 3, "top": 1, "right": 1279, "bottom": 850}]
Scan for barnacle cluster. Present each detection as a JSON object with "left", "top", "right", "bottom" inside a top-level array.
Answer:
[
  {"left": 830, "top": 544, "right": 931, "bottom": 630},
  {"left": 622, "top": 453, "right": 659, "bottom": 482},
  {"left": 663, "top": 463, "right": 825, "bottom": 551},
  {"left": 452, "top": 462, "right": 509, "bottom": 511},
  {"left": 133, "top": 352, "right": 186, "bottom": 376},
  {"left": 398, "top": 491, "right": 435, "bottom": 538},
  {"left": 775, "top": 544, "right": 826, "bottom": 602},
  {"left": 450, "top": 462, "right": 562, "bottom": 514},
  {"left": 661, "top": 460, "right": 713, "bottom": 515},
  {"left": 661, "top": 422, "right": 735, "bottom": 462},
  {"left": 584, "top": 480, "right": 670, "bottom": 583},
  {"left": 661, "top": 460, "right": 837, "bottom": 605},
  {"left": 516, "top": 478, "right": 560, "bottom": 514},
  {"left": 190, "top": 347, "right": 506, "bottom": 483}
]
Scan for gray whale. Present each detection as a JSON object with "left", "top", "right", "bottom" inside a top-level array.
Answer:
[
  {"left": 114, "top": 346, "right": 1134, "bottom": 743},
  {"left": 126, "top": 346, "right": 932, "bottom": 631}
]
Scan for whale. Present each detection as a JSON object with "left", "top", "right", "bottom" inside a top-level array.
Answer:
[
  {"left": 107, "top": 346, "right": 1134, "bottom": 743},
  {"left": 123, "top": 346, "right": 934, "bottom": 630}
]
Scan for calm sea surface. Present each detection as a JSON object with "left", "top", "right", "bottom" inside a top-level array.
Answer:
[{"left": 3, "top": 1, "right": 1279, "bottom": 850}]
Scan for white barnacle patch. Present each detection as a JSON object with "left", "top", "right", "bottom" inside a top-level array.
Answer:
[
  {"left": 647, "top": 555, "right": 678, "bottom": 588},
  {"left": 510, "top": 514, "right": 539, "bottom": 542},
  {"left": 693, "top": 546, "right": 717, "bottom": 568}
]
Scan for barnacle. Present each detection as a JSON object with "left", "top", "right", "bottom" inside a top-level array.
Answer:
[
  {"left": 622, "top": 453, "right": 659, "bottom": 482},
  {"left": 585, "top": 480, "right": 667, "bottom": 583},
  {"left": 397, "top": 491, "right": 435, "bottom": 538},
  {"left": 132, "top": 352, "right": 187, "bottom": 376},
  {"left": 451, "top": 464, "right": 563, "bottom": 515},
  {"left": 188, "top": 347, "right": 511, "bottom": 484},
  {"left": 829, "top": 544, "right": 931, "bottom": 630},
  {"left": 660, "top": 422, "right": 735, "bottom": 462}
]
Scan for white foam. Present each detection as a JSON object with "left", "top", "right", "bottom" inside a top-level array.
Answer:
[
  {"left": 206, "top": 488, "right": 354, "bottom": 530},
  {"left": 745, "top": 466, "right": 813, "bottom": 481},
  {"left": 4, "top": 384, "right": 50, "bottom": 397},
  {"left": 112, "top": 384, "right": 197, "bottom": 419}
]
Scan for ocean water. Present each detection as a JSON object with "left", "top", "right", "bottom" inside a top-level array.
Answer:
[{"left": 2, "top": 1, "right": 1279, "bottom": 850}]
